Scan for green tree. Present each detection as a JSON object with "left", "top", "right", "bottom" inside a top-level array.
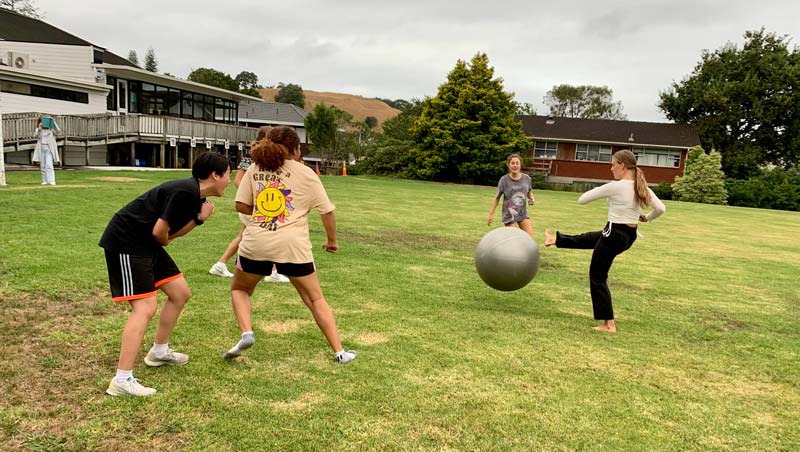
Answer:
[
  {"left": 127, "top": 50, "right": 139, "bottom": 66},
  {"left": 304, "top": 103, "right": 337, "bottom": 164},
  {"left": 375, "top": 98, "right": 411, "bottom": 110},
  {"left": 187, "top": 68, "right": 239, "bottom": 92},
  {"left": 659, "top": 29, "right": 800, "bottom": 178},
  {"left": 1, "top": 0, "right": 42, "bottom": 18},
  {"left": 408, "top": 52, "right": 530, "bottom": 184},
  {"left": 544, "top": 84, "right": 626, "bottom": 119},
  {"left": 672, "top": 146, "right": 728, "bottom": 204},
  {"left": 274, "top": 83, "right": 305, "bottom": 108},
  {"left": 235, "top": 71, "right": 261, "bottom": 96},
  {"left": 515, "top": 101, "right": 537, "bottom": 116},
  {"left": 364, "top": 116, "right": 378, "bottom": 129},
  {"left": 144, "top": 47, "right": 158, "bottom": 73},
  {"left": 354, "top": 100, "right": 424, "bottom": 176}
]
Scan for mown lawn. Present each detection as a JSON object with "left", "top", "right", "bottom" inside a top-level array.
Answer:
[{"left": 1, "top": 169, "right": 798, "bottom": 451}]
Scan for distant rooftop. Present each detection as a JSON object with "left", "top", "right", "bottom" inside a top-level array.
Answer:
[
  {"left": 0, "top": 7, "right": 139, "bottom": 69},
  {"left": 239, "top": 100, "right": 307, "bottom": 125},
  {"left": 516, "top": 115, "right": 700, "bottom": 148}
]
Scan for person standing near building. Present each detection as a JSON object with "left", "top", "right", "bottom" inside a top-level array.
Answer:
[{"left": 32, "top": 115, "right": 61, "bottom": 185}]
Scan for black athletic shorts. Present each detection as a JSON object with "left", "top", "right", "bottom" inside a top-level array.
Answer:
[
  {"left": 104, "top": 248, "right": 182, "bottom": 302},
  {"left": 236, "top": 255, "right": 315, "bottom": 278}
]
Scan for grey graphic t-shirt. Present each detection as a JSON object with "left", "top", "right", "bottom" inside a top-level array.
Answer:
[{"left": 496, "top": 174, "right": 532, "bottom": 224}]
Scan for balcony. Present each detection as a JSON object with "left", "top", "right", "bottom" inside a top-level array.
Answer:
[{"left": 2, "top": 112, "right": 258, "bottom": 167}]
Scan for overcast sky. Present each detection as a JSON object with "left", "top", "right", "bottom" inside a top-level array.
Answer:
[{"left": 36, "top": 0, "right": 800, "bottom": 122}]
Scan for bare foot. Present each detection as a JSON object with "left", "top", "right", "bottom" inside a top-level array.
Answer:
[
  {"left": 592, "top": 325, "right": 617, "bottom": 333},
  {"left": 544, "top": 228, "right": 556, "bottom": 247},
  {"left": 592, "top": 320, "right": 617, "bottom": 333}
]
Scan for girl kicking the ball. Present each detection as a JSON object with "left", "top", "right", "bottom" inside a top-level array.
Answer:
[
  {"left": 488, "top": 154, "right": 536, "bottom": 237},
  {"left": 543, "top": 149, "right": 665, "bottom": 333}
]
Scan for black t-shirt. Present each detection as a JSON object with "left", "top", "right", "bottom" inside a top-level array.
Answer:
[{"left": 99, "top": 178, "right": 205, "bottom": 255}]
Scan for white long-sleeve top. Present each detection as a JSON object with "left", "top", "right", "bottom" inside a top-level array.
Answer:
[{"left": 578, "top": 179, "right": 666, "bottom": 224}]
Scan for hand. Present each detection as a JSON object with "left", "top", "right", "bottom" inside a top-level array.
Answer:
[
  {"left": 323, "top": 241, "right": 338, "bottom": 253},
  {"left": 487, "top": 216, "right": 493, "bottom": 226},
  {"left": 639, "top": 214, "right": 648, "bottom": 222},
  {"left": 199, "top": 201, "right": 215, "bottom": 221}
]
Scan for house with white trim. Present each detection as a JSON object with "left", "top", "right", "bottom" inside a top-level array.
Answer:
[{"left": 1, "top": 7, "right": 262, "bottom": 168}]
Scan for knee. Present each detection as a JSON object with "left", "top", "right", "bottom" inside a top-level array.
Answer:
[
  {"left": 171, "top": 287, "right": 191, "bottom": 306},
  {"left": 133, "top": 300, "right": 158, "bottom": 320}
]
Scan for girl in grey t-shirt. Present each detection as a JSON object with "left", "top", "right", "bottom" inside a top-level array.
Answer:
[{"left": 487, "top": 154, "right": 536, "bottom": 237}]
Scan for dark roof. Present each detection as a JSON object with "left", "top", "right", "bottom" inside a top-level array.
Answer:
[
  {"left": 101, "top": 50, "right": 139, "bottom": 68},
  {"left": 516, "top": 115, "right": 701, "bottom": 148},
  {"left": 0, "top": 8, "right": 93, "bottom": 46},
  {"left": 239, "top": 100, "right": 307, "bottom": 124},
  {"left": 0, "top": 8, "right": 139, "bottom": 68}
]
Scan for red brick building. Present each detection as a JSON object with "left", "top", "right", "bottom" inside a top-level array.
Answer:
[{"left": 517, "top": 115, "right": 701, "bottom": 184}]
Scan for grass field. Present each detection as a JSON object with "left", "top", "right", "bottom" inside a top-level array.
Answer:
[{"left": 1, "top": 169, "right": 798, "bottom": 452}]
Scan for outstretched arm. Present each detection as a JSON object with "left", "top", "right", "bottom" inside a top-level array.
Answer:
[{"left": 578, "top": 183, "right": 613, "bottom": 205}]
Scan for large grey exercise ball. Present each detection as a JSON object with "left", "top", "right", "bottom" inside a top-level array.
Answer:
[{"left": 475, "top": 227, "right": 540, "bottom": 291}]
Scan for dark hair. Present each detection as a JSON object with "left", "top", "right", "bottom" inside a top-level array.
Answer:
[
  {"left": 192, "top": 152, "right": 230, "bottom": 180},
  {"left": 250, "top": 140, "right": 289, "bottom": 172},
  {"left": 255, "top": 126, "right": 271, "bottom": 141},
  {"left": 266, "top": 126, "right": 300, "bottom": 153}
]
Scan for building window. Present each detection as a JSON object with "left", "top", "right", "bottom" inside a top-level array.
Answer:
[
  {"left": 181, "top": 91, "right": 193, "bottom": 118},
  {"left": 631, "top": 147, "right": 681, "bottom": 167},
  {"left": 128, "top": 81, "right": 140, "bottom": 113},
  {"left": 576, "top": 144, "right": 612, "bottom": 162},
  {"left": 0, "top": 79, "right": 89, "bottom": 104},
  {"left": 106, "top": 76, "right": 117, "bottom": 110},
  {"left": 533, "top": 141, "right": 557, "bottom": 159},
  {"left": 168, "top": 88, "right": 181, "bottom": 116}
]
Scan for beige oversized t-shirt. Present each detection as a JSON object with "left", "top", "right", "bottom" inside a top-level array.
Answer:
[{"left": 235, "top": 159, "right": 334, "bottom": 263}]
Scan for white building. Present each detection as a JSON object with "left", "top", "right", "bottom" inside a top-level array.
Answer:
[{"left": 1, "top": 7, "right": 262, "bottom": 167}]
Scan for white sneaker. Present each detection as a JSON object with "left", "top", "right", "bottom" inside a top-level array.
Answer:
[
  {"left": 264, "top": 272, "right": 290, "bottom": 283},
  {"left": 209, "top": 262, "right": 233, "bottom": 277},
  {"left": 106, "top": 377, "right": 157, "bottom": 397},
  {"left": 335, "top": 350, "right": 357, "bottom": 363},
  {"left": 144, "top": 349, "right": 189, "bottom": 367}
]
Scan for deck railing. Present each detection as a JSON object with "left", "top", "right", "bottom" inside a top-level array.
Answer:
[{"left": 2, "top": 113, "right": 258, "bottom": 148}]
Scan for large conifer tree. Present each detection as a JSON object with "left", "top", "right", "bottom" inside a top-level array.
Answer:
[{"left": 408, "top": 53, "right": 530, "bottom": 184}]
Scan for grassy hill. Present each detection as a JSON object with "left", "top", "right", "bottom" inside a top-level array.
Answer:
[{"left": 259, "top": 87, "right": 401, "bottom": 130}]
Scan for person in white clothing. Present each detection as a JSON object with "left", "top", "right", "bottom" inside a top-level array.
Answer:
[
  {"left": 31, "top": 116, "right": 61, "bottom": 185},
  {"left": 543, "top": 149, "right": 665, "bottom": 333}
]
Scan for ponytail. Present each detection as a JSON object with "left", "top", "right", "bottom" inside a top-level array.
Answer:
[
  {"left": 614, "top": 149, "right": 651, "bottom": 208},
  {"left": 633, "top": 166, "right": 651, "bottom": 208}
]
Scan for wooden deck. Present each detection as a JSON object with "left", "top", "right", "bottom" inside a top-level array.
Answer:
[{"left": 2, "top": 113, "right": 258, "bottom": 154}]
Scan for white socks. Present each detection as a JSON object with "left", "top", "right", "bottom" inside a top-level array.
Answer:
[
  {"left": 150, "top": 343, "right": 169, "bottom": 358},
  {"left": 114, "top": 369, "right": 133, "bottom": 383},
  {"left": 223, "top": 332, "right": 255, "bottom": 359}
]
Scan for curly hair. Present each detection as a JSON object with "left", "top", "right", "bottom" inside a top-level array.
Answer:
[
  {"left": 250, "top": 139, "right": 289, "bottom": 172},
  {"left": 265, "top": 126, "right": 300, "bottom": 153}
]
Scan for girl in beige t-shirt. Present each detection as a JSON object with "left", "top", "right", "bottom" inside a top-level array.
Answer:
[{"left": 223, "top": 126, "right": 356, "bottom": 364}]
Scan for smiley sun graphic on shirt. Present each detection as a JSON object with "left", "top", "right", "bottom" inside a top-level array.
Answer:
[{"left": 254, "top": 181, "right": 294, "bottom": 224}]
